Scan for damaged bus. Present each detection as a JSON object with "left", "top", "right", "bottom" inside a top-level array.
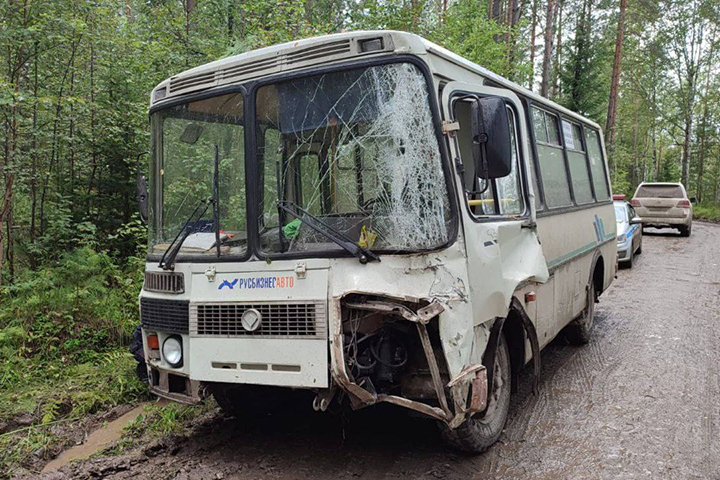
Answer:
[{"left": 138, "top": 31, "right": 616, "bottom": 452}]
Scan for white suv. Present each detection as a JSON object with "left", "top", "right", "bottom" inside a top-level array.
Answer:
[{"left": 631, "top": 182, "right": 694, "bottom": 237}]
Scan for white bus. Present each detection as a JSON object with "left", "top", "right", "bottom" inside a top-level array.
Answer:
[{"left": 139, "top": 31, "right": 616, "bottom": 452}]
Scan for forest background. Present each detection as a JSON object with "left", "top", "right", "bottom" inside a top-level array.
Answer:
[{"left": 0, "top": 0, "right": 719, "bottom": 474}]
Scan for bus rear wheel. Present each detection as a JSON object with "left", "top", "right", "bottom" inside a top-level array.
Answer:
[
  {"left": 439, "top": 334, "right": 511, "bottom": 453},
  {"left": 565, "top": 282, "right": 596, "bottom": 345}
]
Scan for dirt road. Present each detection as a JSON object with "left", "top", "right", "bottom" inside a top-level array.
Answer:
[{"left": 42, "top": 222, "right": 720, "bottom": 480}]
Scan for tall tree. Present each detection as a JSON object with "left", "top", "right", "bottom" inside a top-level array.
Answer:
[
  {"left": 605, "top": 0, "right": 627, "bottom": 153},
  {"left": 540, "top": 0, "right": 558, "bottom": 97}
]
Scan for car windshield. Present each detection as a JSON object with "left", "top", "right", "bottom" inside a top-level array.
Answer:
[
  {"left": 149, "top": 93, "right": 247, "bottom": 257},
  {"left": 255, "top": 63, "right": 452, "bottom": 255},
  {"left": 635, "top": 184, "right": 684, "bottom": 198},
  {"left": 614, "top": 204, "right": 627, "bottom": 223}
]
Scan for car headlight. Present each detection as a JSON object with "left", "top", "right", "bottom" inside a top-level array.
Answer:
[
  {"left": 162, "top": 335, "right": 183, "bottom": 368},
  {"left": 617, "top": 235, "right": 625, "bottom": 242}
]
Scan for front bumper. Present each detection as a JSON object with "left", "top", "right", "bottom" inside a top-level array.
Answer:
[
  {"left": 617, "top": 244, "right": 631, "bottom": 262},
  {"left": 147, "top": 362, "right": 204, "bottom": 404}
]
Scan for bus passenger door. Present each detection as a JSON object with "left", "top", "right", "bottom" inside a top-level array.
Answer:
[{"left": 441, "top": 82, "right": 549, "bottom": 333}]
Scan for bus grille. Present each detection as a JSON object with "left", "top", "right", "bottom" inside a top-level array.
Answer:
[
  {"left": 141, "top": 298, "right": 190, "bottom": 334},
  {"left": 191, "top": 302, "right": 327, "bottom": 338},
  {"left": 144, "top": 271, "right": 185, "bottom": 294}
]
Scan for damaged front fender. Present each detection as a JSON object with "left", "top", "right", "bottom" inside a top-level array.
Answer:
[{"left": 329, "top": 294, "right": 487, "bottom": 426}]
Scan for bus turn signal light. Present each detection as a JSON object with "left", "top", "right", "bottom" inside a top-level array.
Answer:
[
  {"left": 147, "top": 333, "right": 160, "bottom": 350},
  {"left": 525, "top": 292, "right": 537, "bottom": 303}
]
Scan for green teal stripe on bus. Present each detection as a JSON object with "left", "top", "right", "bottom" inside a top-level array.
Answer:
[{"left": 546, "top": 233, "right": 615, "bottom": 269}]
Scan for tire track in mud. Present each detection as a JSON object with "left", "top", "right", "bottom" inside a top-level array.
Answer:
[{"left": 30, "top": 223, "right": 720, "bottom": 480}]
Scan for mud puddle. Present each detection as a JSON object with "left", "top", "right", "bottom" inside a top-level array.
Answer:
[{"left": 41, "top": 404, "right": 148, "bottom": 473}]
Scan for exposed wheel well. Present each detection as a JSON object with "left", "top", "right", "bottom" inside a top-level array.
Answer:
[
  {"left": 593, "top": 255, "right": 605, "bottom": 295},
  {"left": 502, "top": 308, "right": 526, "bottom": 393}
]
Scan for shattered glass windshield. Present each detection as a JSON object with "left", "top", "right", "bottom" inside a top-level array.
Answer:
[
  {"left": 255, "top": 63, "right": 452, "bottom": 255},
  {"left": 149, "top": 93, "right": 247, "bottom": 257}
]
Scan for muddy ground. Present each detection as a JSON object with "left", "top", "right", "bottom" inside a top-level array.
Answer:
[{"left": 35, "top": 222, "right": 720, "bottom": 479}]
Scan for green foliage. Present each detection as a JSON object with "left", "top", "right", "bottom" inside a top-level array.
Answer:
[
  {"left": 430, "top": 0, "right": 510, "bottom": 76},
  {"left": 558, "top": 0, "right": 609, "bottom": 123},
  {"left": 0, "top": 247, "right": 141, "bottom": 362},
  {"left": 693, "top": 204, "right": 720, "bottom": 222}
]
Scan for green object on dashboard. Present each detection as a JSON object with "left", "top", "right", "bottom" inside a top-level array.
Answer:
[{"left": 283, "top": 218, "right": 301, "bottom": 239}]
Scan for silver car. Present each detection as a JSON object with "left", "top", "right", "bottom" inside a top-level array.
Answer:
[
  {"left": 614, "top": 197, "right": 643, "bottom": 267},
  {"left": 631, "top": 182, "right": 694, "bottom": 236}
]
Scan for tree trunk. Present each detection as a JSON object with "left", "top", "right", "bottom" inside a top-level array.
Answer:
[
  {"left": 528, "top": 0, "right": 538, "bottom": 90},
  {"left": 540, "top": 0, "right": 558, "bottom": 97},
  {"left": 713, "top": 149, "right": 720, "bottom": 203},
  {"left": 696, "top": 34, "right": 714, "bottom": 202},
  {"left": 551, "top": 0, "right": 563, "bottom": 99},
  {"left": 681, "top": 113, "right": 692, "bottom": 187},
  {"left": 29, "top": 41, "right": 38, "bottom": 270},
  {"left": 489, "top": 0, "right": 502, "bottom": 21},
  {"left": 605, "top": 0, "right": 627, "bottom": 154}
]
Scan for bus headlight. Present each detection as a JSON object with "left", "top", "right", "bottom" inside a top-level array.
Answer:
[{"left": 162, "top": 335, "right": 183, "bottom": 368}]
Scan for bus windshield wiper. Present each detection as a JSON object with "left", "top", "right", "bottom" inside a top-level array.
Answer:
[
  {"left": 277, "top": 201, "right": 380, "bottom": 264},
  {"left": 159, "top": 146, "right": 222, "bottom": 270},
  {"left": 158, "top": 199, "right": 212, "bottom": 270}
]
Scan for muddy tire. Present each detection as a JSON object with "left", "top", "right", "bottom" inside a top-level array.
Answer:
[
  {"left": 565, "top": 282, "right": 596, "bottom": 345},
  {"left": 679, "top": 224, "right": 691, "bottom": 237},
  {"left": 636, "top": 241, "right": 642, "bottom": 255},
  {"left": 439, "top": 335, "right": 511, "bottom": 453}
]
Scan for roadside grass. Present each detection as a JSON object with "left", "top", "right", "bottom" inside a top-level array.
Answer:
[
  {"left": 0, "top": 350, "right": 147, "bottom": 477},
  {"left": 104, "top": 400, "right": 216, "bottom": 456},
  {"left": 694, "top": 204, "right": 720, "bottom": 222},
  {"left": 0, "top": 246, "right": 214, "bottom": 476}
]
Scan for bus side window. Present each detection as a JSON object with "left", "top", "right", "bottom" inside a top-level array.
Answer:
[
  {"left": 563, "top": 120, "right": 594, "bottom": 204},
  {"left": 454, "top": 98, "right": 523, "bottom": 217},
  {"left": 585, "top": 129, "right": 610, "bottom": 200},
  {"left": 532, "top": 107, "right": 572, "bottom": 208}
]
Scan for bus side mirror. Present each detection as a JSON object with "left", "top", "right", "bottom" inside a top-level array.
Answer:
[
  {"left": 137, "top": 173, "right": 149, "bottom": 224},
  {"left": 470, "top": 96, "right": 512, "bottom": 179},
  {"left": 136, "top": 151, "right": 149, "bottom": 224}
]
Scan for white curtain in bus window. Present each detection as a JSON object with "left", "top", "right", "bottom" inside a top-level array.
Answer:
[
  {"left": 585, "top": 129, "right": 610, "bottom": 199},
  {"left": 564, "top": 121, "right": 594, "bottom": 204}
]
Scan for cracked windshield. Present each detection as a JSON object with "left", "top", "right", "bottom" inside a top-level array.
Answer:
[
  {"left": 149, "top": 93, "right": 246, "bottom": 257},
  {"left": 256, "top": 63, "right": 452, "bottom": 255}
]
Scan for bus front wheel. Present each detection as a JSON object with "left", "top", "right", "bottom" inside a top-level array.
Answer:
[{"left": 439, "top": 334, "right": 511, "bottom": 453}]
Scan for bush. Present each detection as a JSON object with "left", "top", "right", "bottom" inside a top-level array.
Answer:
[
  {"left": 0, "top": 247, "right": 142, "bottom": 362},
  {"left": 693, "top": 204, "right": 720, "bottom": 222}
]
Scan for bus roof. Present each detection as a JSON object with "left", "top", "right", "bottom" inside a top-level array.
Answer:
[{"left": 150, "top": 30, "right": 601, "bottom": 130}]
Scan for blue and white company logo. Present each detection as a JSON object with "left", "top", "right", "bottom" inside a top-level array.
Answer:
[
  {"left": 218, "top": 279, "right": 238, "bottom": 290},
  {"left": 217, "top": 276, "right": 295, "bottom": 291}
]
